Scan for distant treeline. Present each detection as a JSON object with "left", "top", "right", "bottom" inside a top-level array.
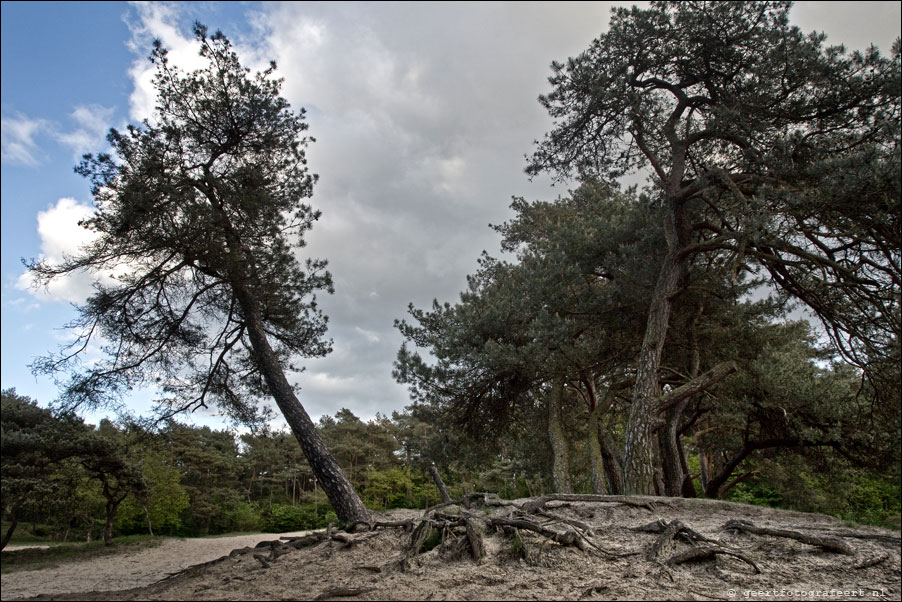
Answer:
[{"left": 1, "top": 387, "right": 898, "bottom": 549}]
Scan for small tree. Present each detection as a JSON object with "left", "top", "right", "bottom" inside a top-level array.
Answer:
[
  {"left": 0, "top": 389, "right": 75, "bottom": 549},
  {"left": 78, "top": 421, "right": 146, "bottom": 545},
  {"left": 27, "top": 25, "right": 368, "bottom": 523}
]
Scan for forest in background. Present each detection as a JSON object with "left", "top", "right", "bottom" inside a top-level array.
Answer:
[{"left": 2, "top": 382, "right": 898, "bottom": 550}]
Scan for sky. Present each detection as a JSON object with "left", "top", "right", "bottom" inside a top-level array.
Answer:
[{"left": 2, "top": 1, "right": 900, "bottom": 429}]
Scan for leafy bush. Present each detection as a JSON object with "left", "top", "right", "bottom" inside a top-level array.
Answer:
[
  {"left": 727, "top": 481, "right": 783, "bottom": 507},
  {"left": 839, "top": 475, "right": 901, "bottom": 528},
  {"left": 223, "top": 501, "right": 262, "bottom": 532},
  {"left": 260, "top": 503, "right": 337, "bottom": 532}
]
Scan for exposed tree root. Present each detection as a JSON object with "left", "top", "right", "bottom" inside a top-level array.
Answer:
[
  {"left": 854, "top": 553, "right": 889, "bottom": 570},
  {"left": 535, "top": 509, "right": 596, "bottom": 536},
  {"left": 666, "top": 545, "right": 761, "bottom": 573},
  {"left": 521, "top": 494, "right": 662, "bottom": 514},
  {"left": 345, "top": 518, "right": 416, "bottom": 532},
  {"left": 723, "top": 519, "right": 855, "bottom": 555},
  {"left": 313, "top": 587, "right": 376, "bottom": 600},
  {"left": 279, "top": 532, "right": 330, "bottom": 548},
  {"left": 399, "top": 494, "right": 671, "bottom": 568},
  {"left": 640, "top": 520, "right": 719, "bottom": 552},
  {"left": 791, "top": 527, "right": 901, "bottom": 546},
  {"left": 464, "top": 517, "right": 485, "bottom": 561},
  {"left": 252, "top": 539, "right": 296, "bottom": 568},
  {"left": 636, "top": 518, "right": 761, "bottom": 574},
  {"left": 330, "top": 531, "right": 381, "bottom": 547},
  {"left": 214, "top": 499, "right": 868, "bottom": 584},
  {"left": 490, "top": 516, "right": 588, "bottom": 551},
  {"left": 646, "top": 519, "right": 689, "bottom": 561}
]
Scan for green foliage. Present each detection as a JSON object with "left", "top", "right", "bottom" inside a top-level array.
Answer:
[
  {"left": 364, "top": 467, "right": 412, "bottom": 510},
  {"left": 506, "top": 529, "right": 526, "bottom": 560},
  {"left": 222, "top": 502, "right": 263, "bottom": 532},
  {"left": 116, "top": 453, "right": 189, "bottom": 535},
  {"left": 260, "top": 503, "right": 337, "bottom": 532},
  {"left": 318, "top": 409, "right": 401, "bottom": 493},
  {"left": 476, "top": 459, "right": 535, "bottom": 500},
  {"left": 727, "top": 482, "right": 783, "bottom": 508},
  {"left": 841, "top": 476, "right": 901, "bottom": 528}
]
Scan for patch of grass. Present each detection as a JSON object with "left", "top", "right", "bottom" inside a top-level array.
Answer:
[
  {"left": 420, "top": 527, "right": 443, "bottom": 553},
  {"left": 1, "top": 535, "right": 164, "bottom": 574},
  {"left": 506, "top": 529, "right": 526, "bottom": 560}
]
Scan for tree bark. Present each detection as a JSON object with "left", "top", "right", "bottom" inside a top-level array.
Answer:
[
  {"left": 586, "top": 404, "right": 607, "bottom": 494},
  {"left": 623, "top": 238, "right": 683, "bottom": 494},
  {"left": 235, "top": 284, "right": 369, "bottom": 524},
  {"left": 547, "top": 380, "right": 573, "bottom": 493},
  {"left": 102, "top": 498, "right": 121, "bottom": 546},
  {"left": 659, "top": 400, "right": 689, "bottom": 497},
  {"left": 428, "top": 465, "right": 452, "bottom": 504}
]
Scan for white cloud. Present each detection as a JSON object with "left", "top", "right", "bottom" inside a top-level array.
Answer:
[
  {"left": 16, "top": 198, "right": 100, "bottom": 303},
  {"left": 306, "top": 371, "right": 360, "bottom": 395},
  {"left": 1, "top": 112, "right": 49, "bottom": 165},
  {"left": 354, "top": 326, "right": 381, "bottom": 344},
  {"left": 102, "top": 2, "right": 625, "bottom": 422},
  {"left": 125, "top": 2, "right": 208, "bottom": 121},
  {"left": 56, "top": 104, "right": 116, "bottom": 160}
]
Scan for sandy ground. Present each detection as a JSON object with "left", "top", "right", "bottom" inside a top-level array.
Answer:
[
  {"left": 0, "top": 531, "right": 311, "bottom": 600},
  {"left": 2, "top": 498, "right": 900, "bottom": 601}
]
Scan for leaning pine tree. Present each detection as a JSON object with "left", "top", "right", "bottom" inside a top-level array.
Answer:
[{"left": 27, "top": 25, "right": 369, "bottom": 524}]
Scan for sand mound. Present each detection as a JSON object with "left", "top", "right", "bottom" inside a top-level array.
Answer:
[{"left": 8, "top": 496, "right": 901, "bottom": 601}]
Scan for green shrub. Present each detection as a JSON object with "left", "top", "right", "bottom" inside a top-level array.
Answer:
[
  {"left": 840, "top": 475, "right": 901, "bottom": 528},
  {"left": 727, "top": 481, "right": 783, "bottom": 507},
  {"left": 223, "top": 501, "right": 262, "bottom": 532},
  {"left": 260, "top": 503, "right": 337, "bottom": 532}
]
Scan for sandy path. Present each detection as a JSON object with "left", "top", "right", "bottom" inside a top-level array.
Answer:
[{"left": 0, "top": 531, "right": 311, "bottom": 600}]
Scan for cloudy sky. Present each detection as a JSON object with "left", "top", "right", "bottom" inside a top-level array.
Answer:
[{"left": 2, "top": 1, "right": 899, "bottom": 427}]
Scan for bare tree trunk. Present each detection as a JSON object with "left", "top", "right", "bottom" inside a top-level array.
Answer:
[
  {"left": 143, "top": 505, "right": 154, "bottom": 536},
  {"left": 102, "top": 499, "right": 119, "bottom": 546},
  {"left": 698, "top": 446, "right": 713, "bottom": 492},
  {"left": 586, "top": 404, "right": 607, "bottom": 494},
  {"left": 428, "top": 465, "right": 452, "bottom": 503},
  {"left": 547, "top": 380, "right": 573, "bottom": 493},
  {"left": 677, "top": 434, "right": 696, "bottom": 497},
  {"left": 624, "top": 239, "right": 683, "bottom": 494},
  {"left": 235, "top": 284, "right": 369, "bottom": 525},
  {"left": 659, "top": 400, "right": 689, "bottom": 496}
]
